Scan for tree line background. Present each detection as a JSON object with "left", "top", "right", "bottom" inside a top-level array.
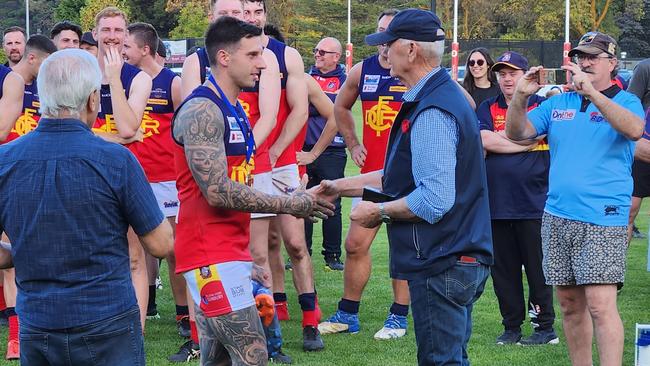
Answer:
[{"left": 1, "top": 0, "right": 649, "bottom": 66}]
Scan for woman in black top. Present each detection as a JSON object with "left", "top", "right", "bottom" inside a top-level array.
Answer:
[{"left": 463, "top": 48, "right": 500, "bottom": 107}]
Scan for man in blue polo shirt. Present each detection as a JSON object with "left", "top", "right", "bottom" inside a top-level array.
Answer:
[
  {"left": 0, "top": 49, "right": 173, "bottom": 366},
  {"left": 477, "top": 51, "right": 557, "bottom": 346},
  {"left": 506, "top": 32, "right": 645, "bottom": 366}
]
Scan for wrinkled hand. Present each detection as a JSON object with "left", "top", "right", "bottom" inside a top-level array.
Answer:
[
  {"left": 289, "top": 174, "right": 335, "bottom": 222},
  {"left": 349, "top": 144, "right": 367, "bottom": 168},
  {"left": 307, "top": 179, "right": 340, "bottom": 203},
  {"left": 252, "top": 263, "right": 271, "bottom": 288},
  {"left": 104, "top": 46, "right": 124, "bottom": 85},
  {"left": 515, "top": 66, "right": 544, "bottom": 98},
  {"left": 297, "top": 150, "right": 316, "bottom": 166},
  {"left": 350, "top": 200, "right": 382, "bottom": 228},
  {"left": 562, "top": 62, "right": 596, "bottom": 98}
]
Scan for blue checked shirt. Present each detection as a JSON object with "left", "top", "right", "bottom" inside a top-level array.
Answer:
[
  {"left": 0, "top": 118, "right": 164, "bottom": 329},
  {"left": 402, "top": 68, "right": 459, "bottom": 224}
]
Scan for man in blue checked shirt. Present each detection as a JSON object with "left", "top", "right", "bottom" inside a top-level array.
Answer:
[
  {"left": 0, "top": 49, "right": 173, "bottom": 366},
  {"left": 312, "top": 9, "right": 493, "bottom": 366}
]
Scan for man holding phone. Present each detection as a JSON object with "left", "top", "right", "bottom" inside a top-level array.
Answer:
[
  {"left": 505, "top": 32, "right": 645, "bottom": 366},
  {"left": 476, "top": 51, "right": 557, "bottom": 346}
]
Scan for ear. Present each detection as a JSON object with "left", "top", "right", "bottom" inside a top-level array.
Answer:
[
  {"left": 217, "top": 49, "right": 230, "bottom": 67},
  {"left": 407, "top": 41, "right": 417, "bottom": 62},
  {"left": 88, "top": 89, "right": 99, "bottom": 113}
]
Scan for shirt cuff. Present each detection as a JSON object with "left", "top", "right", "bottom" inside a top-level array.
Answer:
[{"left": 405, "top": 187, "right": 443, "bottom": 225}]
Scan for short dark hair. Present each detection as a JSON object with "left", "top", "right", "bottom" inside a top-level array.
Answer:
[
  {"left": 26, "top": 35, "right": 57, "bottom": 55},
  {"left": 157, "top": 39, "right": 167, "bottom": 59},
  {"left": 127, "top": 22, "right": 159, "bottom": 57},
  {"left": 378, "top": 9, "right": 399, "bottom": 22},
  {"left": 244, "top": 0, "right": 266, "bottom": 12},
  {"left": 264, "top": 24, "right": 284, "bottom": 43},
  {"left": 211, "top": 0, "right": 244, "bottom": 8},
  {"left": 3, "top": 26, "right": 26, "bottom": 38},
  {"left": 50, "top": 21, "right": 82, "bottom": 40},
  {"left": 204, "top": 16, "right": 262, "bottom": 66}
]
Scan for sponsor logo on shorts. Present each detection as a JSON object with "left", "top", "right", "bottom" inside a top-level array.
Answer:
[
  {"left": 164, "top": 200, "right": 179, "bottom": 208},
  {"left": 551, "top": 109, "right": 576, "bottom": 121},
  {"left": 589, "top": 112, "right": 605, "bottom": 123},
  {"left": 604, "top": 205, "right": 621, "bottom": 216},
  {"left": 230, "top": 285, "right": 245, "bottom": 297}
]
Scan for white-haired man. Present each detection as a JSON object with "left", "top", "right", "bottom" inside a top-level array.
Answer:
[{"left": 0, "top": 49, "right": 173, "bottom": 365}]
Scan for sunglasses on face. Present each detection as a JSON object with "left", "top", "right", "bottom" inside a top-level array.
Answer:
[
  {"left": 468, "top": 59, "right": 485, "bottom": 67},
  {"left": 313, "top": 48, "right": 337, "bottom": 56}
]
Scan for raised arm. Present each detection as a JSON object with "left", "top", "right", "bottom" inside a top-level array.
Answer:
[
  {"left": 0, "top": 72, "right": 24, "bottom": 141},
  {"left": 506, "top": 67, "right": 545, "bottom": 141},
  {"left": 105, "top": 47, "right": 151, "bottom": 138},
  {"left": 251, "top": 49, "right": 280, "bottom": 146},
  {"left": 334, "top": 61, "right": 365, "bottom": 167},
  {"left": 269, "top": 47, "right": 309, "bottom": 166},
  {"left": 181, "top": 53, "right": 202, "bottom": 99},
  {"left": 297, "top": 75, "right": 338, "bottom": 166},
  {"left": 173, "top": 97, "right": 333, "bottom": 219}
]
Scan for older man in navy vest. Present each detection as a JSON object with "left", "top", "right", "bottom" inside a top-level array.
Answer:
[{"left": 313, "top": 8, "right": 493, "bottom": 366}]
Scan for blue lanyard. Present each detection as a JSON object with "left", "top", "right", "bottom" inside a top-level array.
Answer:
[{"left": 207, "top": 75, "right": 255, "bottom": 163}]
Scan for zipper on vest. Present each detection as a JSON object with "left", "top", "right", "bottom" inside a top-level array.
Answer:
[{"left": 412, "top": 225, "right": 422, "bottom": 259}]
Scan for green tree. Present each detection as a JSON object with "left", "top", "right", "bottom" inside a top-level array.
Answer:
[
  {"left": 129, "top": 0, "right": 179, "bottom": 38},
  {"left": 0, "top": 49, "right": 7, "bottom": 65},
  {"left": 55, "top": 0, "right": 86, "bottom": 25},
  {"left": 79, "top": 0, "right": 131, "bottom": 32},
  {"left": 169, "top": 0, "right": 208, "bottom": 39}
]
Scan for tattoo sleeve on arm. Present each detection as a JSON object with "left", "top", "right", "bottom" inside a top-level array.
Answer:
[{"left": 173, "top": 97, "right": 312, "bottom": 216}]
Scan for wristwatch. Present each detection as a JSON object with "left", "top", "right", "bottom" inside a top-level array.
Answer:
[{"left": 379, "top": 203, "right": 392, "bottom": 224}]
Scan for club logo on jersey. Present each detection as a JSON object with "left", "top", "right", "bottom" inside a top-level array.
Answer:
[
  {"left": 141, "top": 107, "right": 161, "bottom": 138},
  {"left": 551, "top": 109, "right": 576, "bottom": 121},
  {"left": 589, "top": 112, "right": 605, "bottom": 123},
  {"left": 362, "top": 74, "right": 381, "bottom": 93},
  {"left": 149, "top": 88, "right": 168, "bottom": 103},
  {"left": 493, "top": 114, "right": 506, "bottom": 131},
  {"left": 13, "top": 108, "right": 39, "bottom": 136},
  {"left": 230, "top": 159, "right": 254, "bottom": 186},
  {"left": 365, "top": 95, "right": 399, "bottom": 136}
]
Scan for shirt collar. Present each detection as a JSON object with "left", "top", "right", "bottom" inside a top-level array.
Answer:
[
  {"left": 35, "top": 118, "right": 93, "bottom": 132},
  {"left": 402, "top": 67, "right": 441, "bottom": 102}
]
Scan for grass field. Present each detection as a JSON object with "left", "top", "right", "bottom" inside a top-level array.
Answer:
[{"left": 1, "top": 104, "right": 650, "bottom": 365}]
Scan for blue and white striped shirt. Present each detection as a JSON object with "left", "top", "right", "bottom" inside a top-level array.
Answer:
[{"left": 402, "top": 68, "right": 459, "bottom": 224}]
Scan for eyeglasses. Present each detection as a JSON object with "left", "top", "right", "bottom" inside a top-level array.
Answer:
[
  {"left": 468, "top": 59, "right": 485, "bottom": 67},
  {"left": 573, "top": 54, "right": 613, "bottom": 63},
  {"left": 313, "top": 48, "right": 337, "bottom": 56}
]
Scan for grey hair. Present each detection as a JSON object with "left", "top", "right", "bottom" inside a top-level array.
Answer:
[
  {"left": 400, "top": 29, "right": 445, "bottom": 65},
  {"left": 38, "top": 49, "right": 101, "bottom": 117}
]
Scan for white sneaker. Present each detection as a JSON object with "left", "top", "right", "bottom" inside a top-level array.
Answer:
[{"left": 373, "top": 313, "right": 407, "bottom": 340}]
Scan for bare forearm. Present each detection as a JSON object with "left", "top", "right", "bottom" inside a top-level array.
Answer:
[
  {"left": 139, "top": 220, "right": 174, "bottom": 259},
  {"left": 482, "top": 131, "right": 536, "bottom": 153},
  {"left": 384, "top": 198, "right": 420, "bottom": 222},
  {"left": 335, "top": 106, "right": 360, "bottom": 148},
  {"left": 635, "top": 139, "right": 650, "bottom": 163},
  {"left": 309, "top": 117, "right": 339, "bottom": 158},
  {"left": 272, "top": 109, "right": 307, "bottom": 154},
  {"left": 252, "top": 116, "right": 276, "bottom": 146},
  {"left": 591, "top": 92, "right": 644, "bottom": 140},
  {"left": 334, "top": 171, "right": 382, "bottom": 197},
  {"left": 506, "top": 92, "right": 536, "bottom": 141},
  {"left": 109, "top": 82, "right": 140, "bottom": 138}
]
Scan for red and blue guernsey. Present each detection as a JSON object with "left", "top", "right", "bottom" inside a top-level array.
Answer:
[
  {"left": 358, "top": 54, "right": 406, "bottom": 173},
  {"left": 305, "top": 64, "right": 346, "bottom": 148},
  {"left": 0, "top": 65, "right": 10, "bottom": 99},
  {"left": 5, "top": 79, "right": 40, "bottom": 143},
  {"left": 477, "top": 93, "right": 549, "bottom": 219},
  {"left": 128, "top": 68, "right": 177, "bottom": 183},
  {"left": 93, "top": 63, "right": 141, "bottom": 133},
  {"left": 173, "top": 85, "right": 255, "bottom": 273}
]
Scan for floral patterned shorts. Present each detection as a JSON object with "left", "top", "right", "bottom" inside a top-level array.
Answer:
[{"left": 541, "top": 213, "right": 628, "bottom": 286}]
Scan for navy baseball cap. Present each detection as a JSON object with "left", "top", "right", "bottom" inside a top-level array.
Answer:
[
  {"left": 80, "top": 32, "right": 97, "bottom": 47},
  {"left": 492, "top": 51, "right": 529, "bottom": 72},
  {"left": 365, "top": 9, "right": 445, "bottom": 46}
]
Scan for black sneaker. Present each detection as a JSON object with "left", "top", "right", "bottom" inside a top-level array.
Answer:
[
  {"left": 518, "top": 329, "right": 559, "bottom": 345},
  {"left": 168, "top": 340, "right": 200, "bottom": 362},
  {"left": 324, "top": 256, "right": 344, "bottom": 271},
  {"left": 302, "top": 326, "right": 324, "bottom": 351},
  {"left": 269, "top": 350, "right": 293, "bottom": 364},
  {"left": 633, "top": 225, "right": 646, "bottom": 239},
  {"left": 285, "top": 258, "right": 293, "bottom": 271},
  {"left": 177, "top": 315, "right": 191, "bottom": 338},
  {"left": 496, "top": 329, "right": 522, "bottom": 345},
  {"left": 146, "top": 305, "right": 160, "bottom": 320}
]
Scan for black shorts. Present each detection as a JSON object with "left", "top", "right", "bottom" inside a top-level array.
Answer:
[{"left": 632, "top": 160, "right": 650, "bottom": 198}]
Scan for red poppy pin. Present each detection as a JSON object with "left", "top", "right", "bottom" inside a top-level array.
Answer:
[{"left": 401, "top": 119, "right": 410, "bottom": 133}]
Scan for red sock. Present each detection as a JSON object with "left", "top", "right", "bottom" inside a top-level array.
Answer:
[
  {"left": 302, "top": 310, "right": 318, "bottom": 328},
  {"left": 190, "top": 320, "right": 199, "bottom": 344},
  {"left": 0, "top": 286, "right": 6, "bottom": 312},
  {"left": 8, "top": 315, "right": 18, "bottom": 342}
]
